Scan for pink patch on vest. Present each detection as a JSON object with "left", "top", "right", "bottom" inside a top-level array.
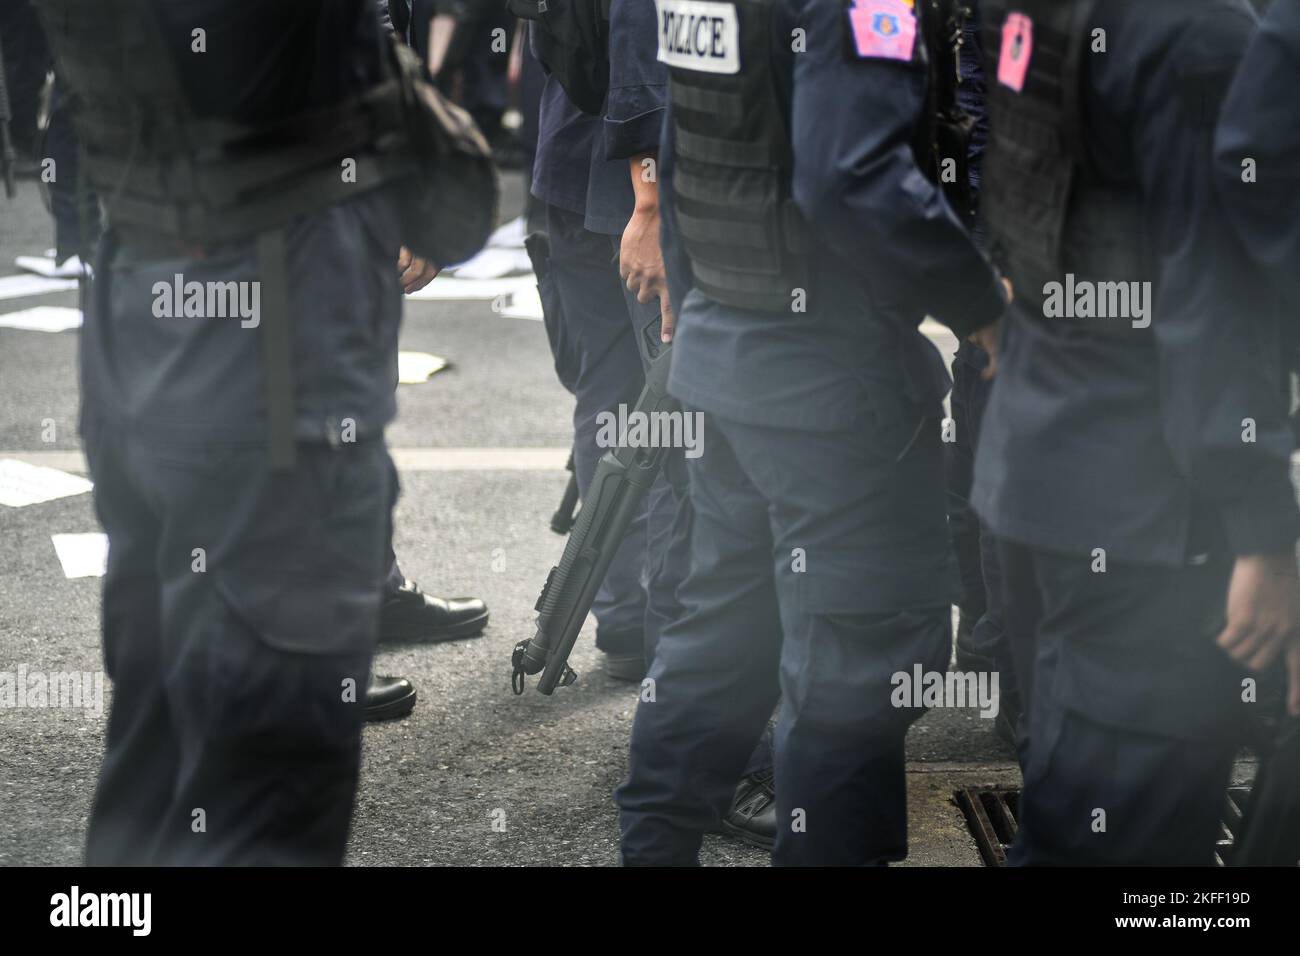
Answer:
[
  {"left": 997, "top": 12, "right": 1034, "bottom": 92},
  {"left": 848, "top": 0, "right": 917, "bottom": 62}
]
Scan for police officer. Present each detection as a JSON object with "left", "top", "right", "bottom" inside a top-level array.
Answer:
[
  {"left": 40, "top": 0, "right": 431, "bottom": 864},
  {"left": 42, "top": 80, "right": 99, "bottom": 272},
  {"left": 604, "top": 0, "right": 693, "bottom": 681},
  {"left": 445, "top": 3, "right": 522, "bottom": 164},
  {"left": 0, "top": 0, "right": 48, "bottom": 167},
  {"left": 973, "top": 0, "right": 1300, "bottom": 865},
  {"left": 389, "top": 0, "right": 523, "bottom": 162},
  {"left": 946, "top": 8, "right": 991, "bottom": 677},
  {"left": 617, "top": 0, "right": 1010, "bottom": 865},
  {"left": 1217, "top": 0, "right": 1300, "bottom": 338},
  {"left": 529, "top": 29, "right": 660, "bottom": 681},
  {"left": 607, "top": 0, "right": 777, "bottom": 846},
  {"left": 524, "top": 0, "right": 777, "bottom": 844},
  {"left": 941, "top": 0, "right": 1022, "bottom": 744},
  {"left": 365, "top": 0, "right": 491, "bottom": 726}
]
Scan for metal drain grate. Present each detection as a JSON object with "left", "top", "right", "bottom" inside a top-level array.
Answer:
[
  {"left": 1215, "top": 787, "right": 1252, "bottom": 866},
  {"left": 954, "top": 786, "right": 1020, "bottom": 867},
  {"left": 954, "top": 786, "right": 1253, "bottom": 867}
]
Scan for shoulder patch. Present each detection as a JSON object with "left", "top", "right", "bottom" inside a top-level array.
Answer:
[
  {"left": 845, "top": 0, "right": 917, "bottom": 63},
  {"left": 996, "top": 12, "right": 1034, "bottom": 92},
  {"left": 655, "top": 0, "right": 740, "bottom": 75}
]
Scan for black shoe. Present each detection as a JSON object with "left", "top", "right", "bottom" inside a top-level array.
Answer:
[
  {"left": 721, "top": 768, "right": 777, "bottom": 850},
  {"left": 603, "top": 651, "right": 647, "bottom": 682},
  {"left": 994, "top": 708, "right": 1018, "bottom": 752},
  {"left": 954, "top": 608, "right": 995, "bottom": 673},
  {"left": 993, "top": 690, "right": 1025, "bottom": 754},
  {"left": 379, "top": 579, "right": 489, "bottom": 643},
  {"left": 365, "top": 675, "right": 417, "bottom": 722}
]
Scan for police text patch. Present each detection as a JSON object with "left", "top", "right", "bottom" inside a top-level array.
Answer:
[
  {"left": 655, "top": 0, "right": 740, "bottom": 75},
  {"left": 846, "top": 0, "right": 917, "bottom": 62}
]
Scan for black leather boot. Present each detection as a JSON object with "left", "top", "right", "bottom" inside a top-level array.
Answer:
[
  {"left": 379, "top": 579, "right": 489, "bottom": 643},
  {"left": 364, "top": 675, "right": 417, "bottom": 722},
  {"left": 721, "top": 768, "right": 777, "bottom": 849}
]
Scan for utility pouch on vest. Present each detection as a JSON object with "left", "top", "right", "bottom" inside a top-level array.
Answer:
[
  {"left": 385, "top": 37, "right": 499, "bottom": 267},
  {"left": 981, "top": 0, "right": 1152, "bottom": 333},
  {"left": 510, "top": 0, "right": 611, "bottom": 115},
  {"left": 665, "top": 0, "right": 811, "bottom": 312},
  {"left": 36, "top": 0, "right": 499, "bottom": 469}
]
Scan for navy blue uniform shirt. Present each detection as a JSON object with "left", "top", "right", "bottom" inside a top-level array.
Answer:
[
  {"left": 662, "top": 0, "right": 1008, "bottom": 432},
  {"left": 973, "top": 0, "right": 1300, "bottom": 564},
  {"left": 531, "top": 73, "right": 632, "bottom": 236},
  {"left": 531, "top": 1, "right": 667, "bottom": 234},
  {"left": 1216, "top": 0, "right": 1300, "bottom": 315},
  {"left": 604, "top": 0, "right": 668, "bottom": 160}
]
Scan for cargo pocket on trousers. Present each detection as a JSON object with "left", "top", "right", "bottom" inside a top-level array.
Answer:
[
  {"left": 197, "top": 581, "right": 371, "bottom": 752},
  {"left": 213, "top": 568, "right": 382, "bottom": 658},
  {"left": 210, "top": 444, "right": 389, "bottom": 657}
]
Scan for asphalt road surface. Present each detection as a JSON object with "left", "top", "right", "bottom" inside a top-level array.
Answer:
[{"left": 1, "top": 170, "right": 1038, "bottom": 867}]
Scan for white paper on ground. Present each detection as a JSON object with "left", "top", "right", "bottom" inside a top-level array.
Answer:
[
  {"left": 51, "top": 533, "right": 109, "bottom": 579},
  {"left": 496, "top": 285, "right": 544, "bottom": 321},
  {"left": 444, "top": 246, "right": 532, "bottom": 280},
  {"left": 0, "top": 274, "right": 79, "bottom": 301},
  {"left": 14, "top": 254, "right": 91, "bottom": 279},
  {"left": 15, "top": 255, "right": 59, "bottom": 276},
  {"left": 397, "top": 351, "right": 450, "bottom": 384},
  {"left": 0, "top": 306, "right": 83, "bottom": 333},
  {"left": 406, "top": 274, "right": 535, "bottom": 301},
  {"left": 0, "top": 458, "right": 94, "bottom": 507},
  {"left": 486, "top": 215, "right": 526, "bottom": 249}
]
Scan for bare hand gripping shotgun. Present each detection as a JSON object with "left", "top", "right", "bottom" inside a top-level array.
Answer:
[{"left": 512, "top": 313, "right": 676, "bottom": 695}]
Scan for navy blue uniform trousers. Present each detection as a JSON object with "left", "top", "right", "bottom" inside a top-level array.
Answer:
[
  {"left": 997, "top": 540, "right": 1248, "bottom": 865},
  {"left": 83, "top": 418, "right": 392, "bottom": 866},
  {"left": 618, "top": 411, "right": 952, "bottom": 866}
]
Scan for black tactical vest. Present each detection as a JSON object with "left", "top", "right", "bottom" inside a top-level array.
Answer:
[
  {"left": 35, "top": 0, "right": 495, "bottom": 470},
  {"left": 662, "top": 0, "right": 809, "bottom": 313},
  {"left": 980, "top": 0, "right": 1150, "bottom": 320},
  {"left": 35, "top": 0, "right": 417, "bottom": 248}
]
